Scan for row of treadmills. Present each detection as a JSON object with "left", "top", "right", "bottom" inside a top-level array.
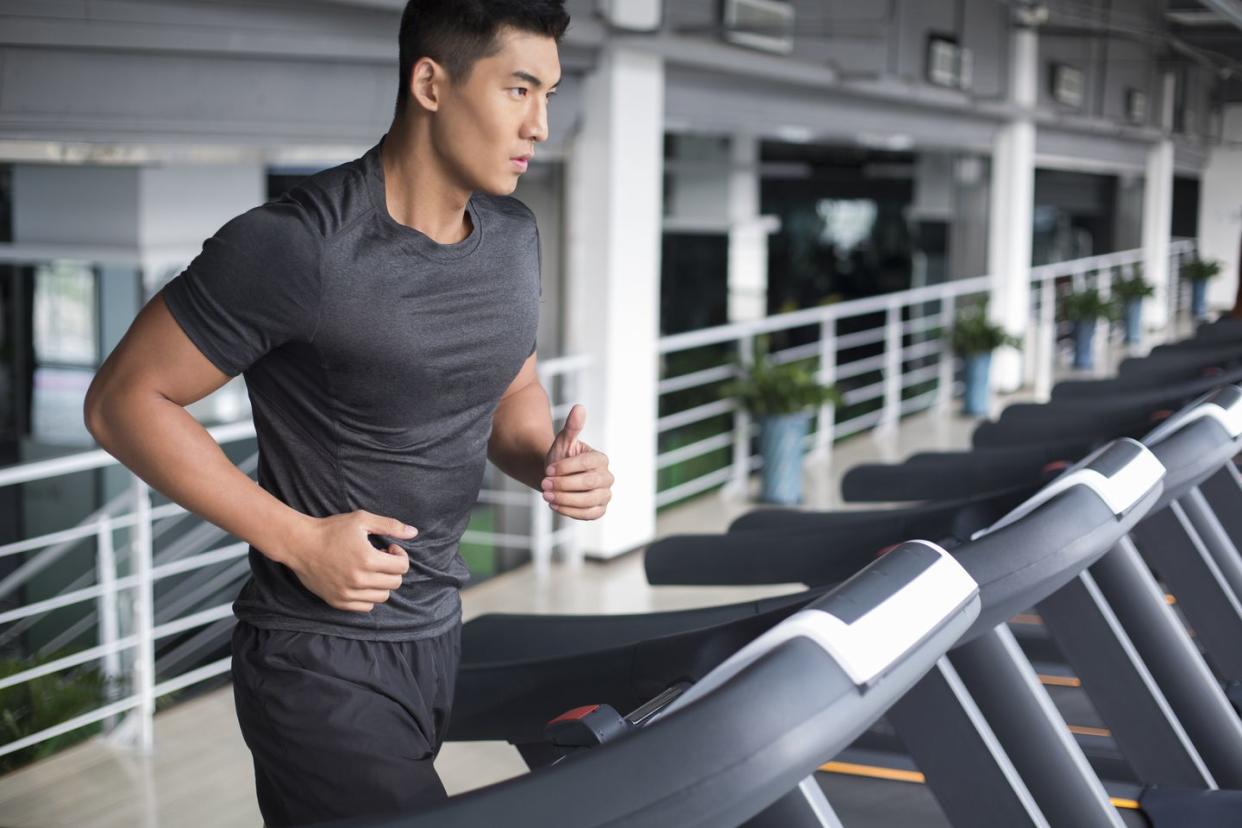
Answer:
[{"left": 330, "top": 316, "right": 1242, "bottom": 827}]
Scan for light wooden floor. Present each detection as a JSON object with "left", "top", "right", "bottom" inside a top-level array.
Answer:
[{"left": 3, "top": 328, "right": 1159, "bottom": 828}]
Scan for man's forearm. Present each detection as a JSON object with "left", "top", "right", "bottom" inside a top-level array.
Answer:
[
  {"left": 488, "top": 381, "right": 555, "bottom": 490},
  {"left": 87, "top": 392, "right": 312, "bottom": 565}
]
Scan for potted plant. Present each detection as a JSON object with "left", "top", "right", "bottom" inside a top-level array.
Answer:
[
  {"left": 1110, "top": 267, "right": 1154, "bottom": 345},
  {"left": 1061, "top": 287, "right": 1117, "bottom": 370},
  {"left": 1183, "top": 259, "right": 1223, "bottom": 320},
  {"left": 949, "top": 304, "right": 1021, "bottom": 417},
  {"left": 723, "top": 339, "right": 842, "bottom": 505}
]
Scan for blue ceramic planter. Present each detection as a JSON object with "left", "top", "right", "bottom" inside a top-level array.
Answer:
[
  {"left": 962, "top": 352, "right": 991, "bottom": 417},
  {"left": 1192, "top": 280, "right": 1208, "bottom": 320},
  {"left": 1124, "top": 299, "right": 1142, "bottom": 345},
  {"left": 1073, "top": 321, "right": 1095, "bottom": 370},
  {"left": 759, "top": 412, "right": 811, "bottom": 505}
]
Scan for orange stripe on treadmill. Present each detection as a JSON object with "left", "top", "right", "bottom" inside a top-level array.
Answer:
[
  {"left": 1068, "top": 724, "right": 1111, "bottom": 738},
  {"left": 1039, "top": 674, "right": 1082, "bottom": 688},
  {"left": 1165, "top": 594, "right": 1177, "bottom": 605},
  {"left": 820, "top": 761, "right": 1140, "bottom": 812},
  {"left": 819, "top": 761, "right": 925, "bottom": 783},
  {"left": 1010, "top": 613, "right": 1042, "bottom": 625}
]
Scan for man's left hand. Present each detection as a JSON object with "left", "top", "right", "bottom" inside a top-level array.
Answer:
[{"left": 542, "top": 404, "right": 613, "bottom": 521}]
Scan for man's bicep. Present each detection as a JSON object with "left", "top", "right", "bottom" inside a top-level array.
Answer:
[{"left": 89, "top": 292, "right": 233, "bottom": 413}]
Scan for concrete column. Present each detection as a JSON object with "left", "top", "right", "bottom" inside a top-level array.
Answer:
[
  {"left": 987, "top": 25, "right": 1037, "bottom": 392},
  {"left": 727, "top": 134, "right": 769, "bottom": 322},
  {"left": 1199, "top": 105, "right": 1242, "bottom": 314},
  {"left": 565, "top": 47, "right": 664, "bottom": 559},
  {"left": 1142, "top": 73, "right": 1176, "bottom": 332}
]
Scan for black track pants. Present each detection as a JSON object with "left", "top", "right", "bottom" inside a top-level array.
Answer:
[{"left": 230, "top": 619, "right": 461, "bottom": 827}]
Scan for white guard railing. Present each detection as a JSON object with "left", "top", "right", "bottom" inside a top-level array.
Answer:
[
  {"left": 0, "top": 355, "right": 589, "bottom": 760},
  {"left": 654, "top": 240, "right": 1198, "bottom": 509}
]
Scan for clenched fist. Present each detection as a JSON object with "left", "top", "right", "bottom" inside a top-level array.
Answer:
[
  {"left": 281, "top": 510, "right": 415, "bottom": 612},
  {"left": 542, "top": 404, "right": 613, "bottom": 521}
]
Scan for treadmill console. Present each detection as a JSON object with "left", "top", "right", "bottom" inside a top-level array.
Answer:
[
  {"left": 654, "top": 540, "right": 979, "bottom": 719},
  {"left": 973, "top": 437, "right": 1165, "bottom": 540},
  {"left": 1142, "top": 384, "right": 1242, "bottom": 446}
]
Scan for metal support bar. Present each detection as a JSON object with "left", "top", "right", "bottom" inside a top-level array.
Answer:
[
  {"left": 952, "top": 626, "right": 1125, "bottom": 828},
  {"left": 1090, "top": 535, "right": 1242, "bottom": 787},
  {"left": 1130, "top": 504, "right": 1242, "bottom": 683},
  {"left": 887, "top": 655, "right": 1050, "bottom": 828},
  {"left": 1179, "top": 486, "right": 1242, "bottom": 607},
  {"left": 1037, "top": 569, "right": 1215, "bottom": 787}
]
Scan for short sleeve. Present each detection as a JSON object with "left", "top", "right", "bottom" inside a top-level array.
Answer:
[
  {"left": 529, "top": 223, "right": 542, "bottom": 357},
  {"left": 162, "top": 199, "right": 322, "bottom": 377}
]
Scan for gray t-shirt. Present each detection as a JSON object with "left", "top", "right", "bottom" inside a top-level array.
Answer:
[{"left": 162, "top": 136, "right": 541, "bottom": 640}]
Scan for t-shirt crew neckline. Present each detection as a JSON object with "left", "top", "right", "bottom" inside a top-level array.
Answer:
[{"left": 364, "top": 136, "right": 484, "bottom": 262}]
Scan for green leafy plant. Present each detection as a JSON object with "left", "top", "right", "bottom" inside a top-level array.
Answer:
[
  {"left": 1111, "top": 272, "right": 1155, "bottom": 302},
  {"left": 1061, "top": 287, "right": 1118, "bottom": 323},
  {"left": 0, "top": 653, "right": 109, "bottom": 773},
  {"left": 722, "top": 337, "right": 843, "bottom": 418},
  {"left": 949, "top": 304, "right": 1022, "bottom": 356},
  {"left": 1183, "top": 259, "right": 1223, "bottom": 283}
]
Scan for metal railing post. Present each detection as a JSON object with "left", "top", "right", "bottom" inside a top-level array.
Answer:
[
  {"left": 729, "top": 333, "right": 755, "bottom": 498},
  {"left": 814, "top": 318, "right": 837, "bottom": 462},
  {"left": 937, "top": 294, "right": 956, "bottom": 413},
  {"left": 531, "top": 489, "right": 553, "bottom": 575},
  {"left": 561, "top": 367, "right": 583, "bottom": 567},
  {"left": 1036, "top": 280, "right": 1056, "bottom": 401},
  {"left": 880, "top": 304, "right": 902, "bottom": 432},
  {"left": 95, "top": 516, "right": 121, "bottom": 732},
  {"left": 1095, "top": 266, "right": 1113, "bottom": 371},
  {"left": 131, "top": 478, "right": 156, "bottom": 752}
]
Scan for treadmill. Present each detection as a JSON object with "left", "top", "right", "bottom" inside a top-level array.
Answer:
[
  {"left": 424, "top": 436, "right": 1161, "bottom": 828},
  {"left": 319, "top": 538, "right": 982, "bottom": 827}
]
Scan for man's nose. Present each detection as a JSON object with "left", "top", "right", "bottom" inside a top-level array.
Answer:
[{"left": 523, "top": 99, "right": 549, "bottom": 144}]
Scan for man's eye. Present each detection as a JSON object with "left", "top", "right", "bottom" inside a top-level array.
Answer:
[{"left": 510, "top": 87, "right": 528, "bottom": 98}]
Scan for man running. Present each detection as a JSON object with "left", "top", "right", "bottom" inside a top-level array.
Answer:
[{"left": 83, "top": 1, "right": 614, "bottom": 824}]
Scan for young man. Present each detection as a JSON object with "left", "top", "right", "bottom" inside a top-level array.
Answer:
[{"left": 83, "top": 1, "right": 613, "bottom": 824}]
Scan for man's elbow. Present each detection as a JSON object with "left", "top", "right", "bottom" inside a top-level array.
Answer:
[{"left": 83, "top": 378, "right": 120, "bottom": 447}]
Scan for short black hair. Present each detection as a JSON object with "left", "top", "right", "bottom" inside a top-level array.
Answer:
[{"left": 395, "top": 0, "right": 570, "bottom": 115}]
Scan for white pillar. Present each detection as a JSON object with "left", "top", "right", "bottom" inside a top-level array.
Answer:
[
  {"left": 565, "top": 47, "right": 664, "bottom": 559},
  {"left": 728, "top": 134, "right": 769, "bottom": 323},
  {"left": 1199, "top": 105, "right": 1242, "bottom": 315},
  {"left": 987, "top": 25, "right": 1037, "bottom": 393},
  {"left": 1142, "top": 73, "right": 1176, "bottom": 332}
]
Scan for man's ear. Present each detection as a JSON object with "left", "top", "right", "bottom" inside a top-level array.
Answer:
[{"left": 409, "top": 57, "right": 445, "bottom": 112}]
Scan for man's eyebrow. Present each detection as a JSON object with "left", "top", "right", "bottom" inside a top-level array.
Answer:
[{"left": 511, "top": 70, "right": 561, "bottom": 89}]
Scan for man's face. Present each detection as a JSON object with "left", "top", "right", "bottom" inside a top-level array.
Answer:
[{"left": 431, "top": 27, "right": 560, "bottom": 196}]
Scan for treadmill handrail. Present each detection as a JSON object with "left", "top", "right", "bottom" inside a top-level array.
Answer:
[
  {"left": 1142, "top": 385, "right": 1242, "bottom": 446},
  {"left": 973, "top": 438, "right": 1164, "bottom": 540},
  {"left": 655, "top": 540, "right": 979, "bottom": 718}
]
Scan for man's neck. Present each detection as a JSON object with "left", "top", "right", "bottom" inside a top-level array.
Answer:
[{"left": 380, "top": 118, "right": 474, "bottom": 245}]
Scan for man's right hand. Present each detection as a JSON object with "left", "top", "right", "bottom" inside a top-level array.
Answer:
[{"left": 281, "top": 511, "right": 416, "bottom": 612}]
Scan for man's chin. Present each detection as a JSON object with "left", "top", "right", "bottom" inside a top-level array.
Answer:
[{"left": 473, "top": 175, "right": 521, "bottom": 197}]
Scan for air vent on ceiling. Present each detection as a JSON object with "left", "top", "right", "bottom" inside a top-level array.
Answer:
[
  {"left": 722, "top": 0, "right": 794, "bottom": 55},
  {"left": 926, "top": 35, "right": 973, "bottom": 91},
  {"left": 1050, "top": 64, "right": 1085, "bottom": 108}
]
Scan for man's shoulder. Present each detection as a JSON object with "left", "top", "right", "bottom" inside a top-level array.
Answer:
[
  {"left": 271, "top": 154, "right": 375, "bottom": 241},
  {"left": 474, "top": 193, "right": 538, "bottom": 233}
]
